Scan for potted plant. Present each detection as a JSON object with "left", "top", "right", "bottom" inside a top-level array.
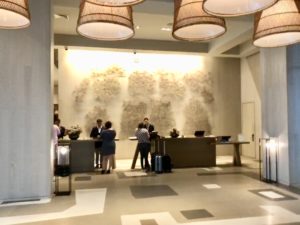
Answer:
[{"left": 68, "top": 125, "right": 82, "bottom": 140}]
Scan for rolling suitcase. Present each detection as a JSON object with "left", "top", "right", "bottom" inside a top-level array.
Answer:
[
  {"left": 155, "top": 155, "right": 163, "bottom": 173},
  {"left": 162, "top": 139, "right": 172, "bottom": 172}
]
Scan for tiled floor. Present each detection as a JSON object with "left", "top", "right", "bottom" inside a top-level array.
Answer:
[{"left": 1, "top": 156, "right": 300, "bottom": 225}]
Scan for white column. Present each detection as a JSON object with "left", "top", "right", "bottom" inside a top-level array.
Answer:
[
  {"left": 0, "top": 0, "right": 52, "bottom": 201},
  {"left": 287, "top": 44, "right": 300, "bottom": 187},
  {"left": 260, "top": 48, "right": 290, "bottom": 185}
]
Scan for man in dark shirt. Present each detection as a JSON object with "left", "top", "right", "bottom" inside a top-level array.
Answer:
[
  {"left": 143, "top": 117, "right": 154, "bottom": 133},
  {"left": 90, "top": 119, "right": 103, "bottom": 168}
]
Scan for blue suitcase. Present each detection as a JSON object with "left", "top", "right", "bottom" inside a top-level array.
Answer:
[{"left": 155, "top": 155, "right": 163, "bottom": 173}]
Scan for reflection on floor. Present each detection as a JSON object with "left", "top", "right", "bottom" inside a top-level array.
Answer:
[{"left": 1, "top": 156, "right": 300, "bottom": 225}]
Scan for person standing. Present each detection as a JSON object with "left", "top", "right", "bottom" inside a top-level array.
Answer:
[
  {"left": 100, "top": 121, "right": 116, "bottom": 174},
  {"left": 52, "top": 119, "right": 61, "bottom": 175},
  {"left": 135, "top": 123, "right": 151, "bottom": 171},
  {"left": 143, "top": 117, "right": 155, "bottom": 133},
  {"left": 90, "top": 119, "right": 103, "bottom": 168}
]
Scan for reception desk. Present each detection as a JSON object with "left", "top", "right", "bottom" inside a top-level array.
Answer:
[
  {"left": 161, "top": 137, "right": 216, "bottom": 168},
  {"left": 131, "top": 137, "right": 216, "bottom": 169},
  {"left": 58, "top": 139, "right": 95, "bottom": 173}
]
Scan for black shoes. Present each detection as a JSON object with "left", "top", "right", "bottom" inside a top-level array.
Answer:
[{"left": 101, "top": 170, "right": 111, "bottom": 174}]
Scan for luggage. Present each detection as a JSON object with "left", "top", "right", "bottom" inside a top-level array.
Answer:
[
  {"left": 162, "top": 154, "right": 172, "bottom": 172},
  {"left": 151, "top": 153, "right": 156, "bottom": 171},
  {"left": 154, "top": 155, "right": 163, "bottom": 173},
  {"left": 162, "top": 140, "right": 172, "bottom": 172}
]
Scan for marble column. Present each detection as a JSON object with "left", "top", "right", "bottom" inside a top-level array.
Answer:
[
  {"left": 287, "top": 44, "right": 300, "bottom": 188},
  {"left": 260, "top": 48, "right": 290, "bottom": 185},
  {"left": 0, "top": 0, "right": 52, "bottom": 201}
]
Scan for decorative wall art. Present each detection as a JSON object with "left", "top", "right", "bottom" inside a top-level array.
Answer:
[
  {"left": 66, "top": 60, "right": 215, "bottom": 139},
  {"left": 73, "top": 78, "right": 90, "bottom": 104},
  {"left": 85, "top": 106, "right": 109, "bottom": 134},
  {"left": 183, "top": 97, "right": 212, "bottom": 135},
  {"left": 91, "top": 67, "right": 122, "bottom": 104},
  {"left": 158, "top": 71, "right": 186, "bottom": 102},
  {"left": 128, "top": 70, "right": 156, "bottom": 101},
  {"left": 150, "top": 100, "right": 176, "bottom": 135},
  {"left": 120, "top": 101, "right": 147, "bottom": 138}
]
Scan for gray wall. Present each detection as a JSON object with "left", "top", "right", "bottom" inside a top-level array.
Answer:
[
  {"left": 0, "top": 0, "right": 52, "bottom": 201},
  {"left": 260, "top": 48, "right": 290, "bottom": 185},
  {"left": 287, "top": 44, "right": 300, "bottom": 188}
]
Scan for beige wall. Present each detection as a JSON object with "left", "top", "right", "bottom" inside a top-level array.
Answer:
[
  {"left": 56, "top": 48, "right": 241, "bottom": 158},
  {"left": 241, "top": 53, "right": 262, "bottom": 159}
]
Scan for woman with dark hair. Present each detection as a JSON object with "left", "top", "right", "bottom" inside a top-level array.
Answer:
[{"left": 100, "top": 121, "right": 116, "bottom": 174}]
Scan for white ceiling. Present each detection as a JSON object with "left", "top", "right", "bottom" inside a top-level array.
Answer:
[{"left": 53, "top": 0, "right": 259, "bottom": 57}]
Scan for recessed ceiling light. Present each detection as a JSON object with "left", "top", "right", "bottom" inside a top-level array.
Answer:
[
  {"left": 136, "top": 25, "right": 140, "bottom": 30},
  {"left": 54, "top": 14, "right": 69, "bottom": 20}
]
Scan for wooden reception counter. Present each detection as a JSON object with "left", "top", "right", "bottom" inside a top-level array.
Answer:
[{"left": 161, "top": 137, "right": 216, "bottom": 168}]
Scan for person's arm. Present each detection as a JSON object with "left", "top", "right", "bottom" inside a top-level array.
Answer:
[{"left": 90, "top": 127, "right": 95, "bottom": 138}]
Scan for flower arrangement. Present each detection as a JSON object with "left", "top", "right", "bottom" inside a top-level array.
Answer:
[{"left": 68, "top": 125, "right": 82, "bottom": 140}]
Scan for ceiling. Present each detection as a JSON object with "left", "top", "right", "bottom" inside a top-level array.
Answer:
[{"left": 53, "top": 0, "right": 259, "bottom": 57}]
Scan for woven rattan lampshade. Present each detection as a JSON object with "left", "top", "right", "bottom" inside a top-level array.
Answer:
[
  {"left": 253, "top": 0, "right": 300, "bottom": 47},
  {"left": 173, "top": 0, "right": 226, "bottom": 41},
  {"left": 77, "top": 0, "right": 134, "bottom": 41},
  {"left": 88, "top": 0, "right": 144, "bottom": 6},
  {"left": 0, "top": 0, "right": 30, "bottom": 29},
  {"left": 203, "top": 0, "right": 278, "bottom": 17}
]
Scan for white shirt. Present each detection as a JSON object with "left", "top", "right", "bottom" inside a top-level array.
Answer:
[{"left": 52, "top": 124, "right": 60, "bottom": 146}]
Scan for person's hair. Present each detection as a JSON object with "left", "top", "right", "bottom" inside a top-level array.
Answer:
[
  {"left": 143, "top": 117, "right": 149, "bottom": 121},
  {"left": 96, "top": 119, "right": 102, "bottom": 123},
  {"left": 105, "top": 121, "right": 112, "bottom": 129},
  {"left": 138, "top": 122, "right": 144, "bottom": 129},
  {"left": 54, "top": 118, "right": 60, "bottom": 124}
]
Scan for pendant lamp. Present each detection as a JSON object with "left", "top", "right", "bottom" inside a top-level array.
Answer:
[
  {"left": 203, "top": 0, "right": 278, "bottom": 17},
  {"left": 89, "top": 0, "right": 144, "bottom": 6},
  {"left": 0, "top": 0, "right": 30, "bottom": 29},
  {"left": 77, "top": 0, "right": 134, "bottom": 41},
  {"left": 173, "top": 0, "right": 226, "bottom": 41},
  {"left": 253, "top": 0, "right": 300, "bottom": 47}
]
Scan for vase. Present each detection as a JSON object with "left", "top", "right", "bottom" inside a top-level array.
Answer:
[{"left": 69, "top": 133, "right": 79, "bottom": 140}]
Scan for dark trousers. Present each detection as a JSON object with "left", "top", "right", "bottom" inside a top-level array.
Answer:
[{"left": 138, "top": 143, "right": 151, "bottom": 169}]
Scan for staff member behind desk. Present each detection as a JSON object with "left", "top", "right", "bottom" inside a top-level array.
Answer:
[
  {"left": 143, "top": 117, "right": 157, "bottom": 153},
  {"left": 90, "top": 119, "right": 103, "bottom": 169},
  {"left": 135, "top": 123, "right": 151, "bottom": 172},
  {"left": 101, "top": 121, "right": 116, "bottom": 174},
  {"left": 143, "top": 117, "right": 154, "bottom": 134}
]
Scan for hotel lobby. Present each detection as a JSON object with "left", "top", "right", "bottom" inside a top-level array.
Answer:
[{"left": 1, "top": 0, "right": 300, "bottom": 224}]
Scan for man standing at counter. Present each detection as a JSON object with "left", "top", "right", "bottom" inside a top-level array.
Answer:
[{"left": 90, "top": 119, "right": 103, "bottom": 169}]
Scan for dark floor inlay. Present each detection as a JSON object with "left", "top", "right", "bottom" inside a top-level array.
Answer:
[
  {"left": 130, "top": 185, "right": 178, "bottom": 199},
  {"left": 181, "top": 209, "right": 214, "bottom": 220},
  {"left": 140, "top": 219, "right": 159, "bottom": 225},
  {"left": 250, "top": 189, "right": 297, "bottom": 201},
  {"left": 74, "top": 176, "right": 92, "bottom": 181},
  {"left": 2, "top": 198, "right": 40, "bottom": 204}
]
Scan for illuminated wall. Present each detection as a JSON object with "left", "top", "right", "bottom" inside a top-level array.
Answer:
[{"left": 57, "top": 48, "right": 241, "bottom": 156}]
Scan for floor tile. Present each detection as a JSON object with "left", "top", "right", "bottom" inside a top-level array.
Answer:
[
  {"left": 74, "top": 176, "right": 92, "bottom": 181},
  {"left": 259, "top": 191, "right": 285, "bottom": 199},
  {"left": 180, "top": 209, "right": 214, "bottom": 219},
  {"left": 250, "top": 189, "right": 297, "bottom": 201},
  {"left": 130, "top": 185, "right": 178, "bottom": 199},
  {"left": 140, "top": 219, "right": 158, "bottom": 225},
  {"left": 203, "top": 184, "right": 221, "bottom": 189}
]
